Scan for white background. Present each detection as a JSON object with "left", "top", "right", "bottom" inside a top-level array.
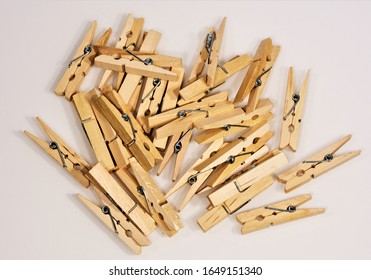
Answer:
[{"left": 1, "top": 0, "right": 370, "bottom": 259}]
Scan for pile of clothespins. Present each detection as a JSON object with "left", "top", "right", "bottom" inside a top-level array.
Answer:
[{"left": 24, "top": 14, "right": 361, "bottom": 254}]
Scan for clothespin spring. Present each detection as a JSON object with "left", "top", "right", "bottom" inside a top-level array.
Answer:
[
  {"left": 303, "top": 153, "right": 334, "bottom": 164},
  {"left": 49, "top": 141, "right": 67, "bottom": 168},
  {"left": 137, "top": 186, "right": 152, "bottom": 215},
  {"left": 222, "top": 124, "right": 251, "bottom": 131},
  {"left": 174, "top": 128, "right": 193, "bottom": 154},
  {"left": 141, "top": 78, "right": 161, "bottom": 103},
  {"left": 205, "top": 32, "right": 215, "bottom": 64},
  {"left": 204, "top": 82, "right": 225, "bottom": 95},
  {"left": 187, "top": 167, "right": 216, "bottom": 185},
  {"left": 101, "top": 205, "right": 119, "bottom": 234},
  {"left": 265, "top": 205, "right": 297, "bottom": 213},
  {"left": 124, "top": 43, "right": 153, "bottom": 66},
  {"left": 283, "top": 93, "right": 300, "bottom": 121},
  {"left": 253, "top": 67, "right": 272, "bottom": 90},
  {"left": 225, "top": 151, "right": 254, "bottom": 164},
  {"left": 178, "top": 109, "right": 209, "bottom": 118},
  {"left": 122, "top": 114, "right": 136, "bottom": 147},
  {"left": 68, "top": 45, "right": 92, "bottom": 67}
]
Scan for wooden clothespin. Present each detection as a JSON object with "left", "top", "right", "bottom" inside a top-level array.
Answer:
[
  {"left": 195, "top": 99, "right": 273, "bottom": 131},
  {"left": 201, "top": 133, "right": 272, "bottom": 190},
  {"left": 187, "top": 17, "right": 226, "bottom": 87},
  {"left": 234, "top": 38, "right": 280, "bottom": 113},
  {"left": 133, "top": 60, "right": 182, "bottom": 134},
  {"left": 208, "top": 150, "right": 288, "bottom": 206},
  {"left": 89, "top": 88, "right": 132, "bottom": 169},
  {"left": 111, "top": 55, "right": 182, "bottom": 67},
  {"left": 100, "top": 89, "right": 162, "bottom": 167},
  {"left": 54, "top": 21, "right": 112, "bottom": 100},
  {"left": 72, "top": 91, "right": 115, "bottom": 171},
  {"left": 194, "top": 99, "right": 274, "bottom": 144},
  {"left": 236, "top": 194, "right": 325, "bottom": 234},
  {"left": 166, "top": 139, "right": 224, "bottom": 211},
  {"left": 99, "top": 14, "right": 144, "bottom": 90},
  {"left": 129, "top": 157, "right": 183, "bottom": 233},
  {"left": 77, "top": 187, "right": 150, "bottom": 254},
  {"left": 136, "top": 76, "right": 169, "bottom": 133},
  {"left": 118, "top": 29, "right": 162, "bottom": 111},
  {"left": 115, "top": 167, "right": 177, "bottom": 237},
  {"left": 198, "top": 176, "right": 274, "bottom": 232},
  {"left": 148, "top": 91, "right": 228, "bottom": 129},
  {"left": 93, "top": 90, "right": 162, "bottom": 171},
  {"left": 154, "top": 100, "right": 234, "bottom": 140},
  {"left": 152, "top": 66, "right": 185, "bottom": 150},
  {"left": 179, "top": 55, "right": 251, "bottom": 103},
  {"left": 157, "top": 125, "right": 193, "bottom": 181},
  {"left": 277, "top": 135, "right": 361, "bottom": 193},
  {"left": 279, "top": 67, "right": 310, "bottom": 152},
  {"left": 88, "top": 163, "right": 157, "bottom": 236},
  {"left": 189, "top": 123, "right": 271, "bottom": 197},
  {"left": 24, "top": 117, "right": 91, "bottom": 188},
  {"left": 194, "top": 121, "right": 271, "bottom": 174},
  {"left": 94, "top": 54, "right": 178, "bottom": 81}
]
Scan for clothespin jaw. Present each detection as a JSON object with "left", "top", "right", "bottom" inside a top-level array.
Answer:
[
  {"left": 236, "top": 194, "right": 325, "bottom": 234},
  {"left": 24, "top": 117, "right": 91, "bottom": 188},
  {"left": 198, "top": 176, "right": 274, "bottom": 232},
  {"left": 54, "top": 21, "right": 112, "bottom": 101},
  {"left": 129, "top": 157, "right": 183, "bottom": 233},
  {"left": 279, "top": 67, "right": 310, "bottom": 152},
  {"left": 207, "top": 149, "right": 288, "bottom": 207},
  {"left": 234, "top": 38, "right": 280, "bottom": 112},
  {"left": 277, "top": 135, "right": 361, "bottom": 193},
  {"left": 77, "top": 189, "right": 151, "bottom": 254},
  {"left": 117, "top": 14, "right": 144, "bottom": 50},
  {"left": 93, "top": 92, "right": 162, "bottom": 171}
]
